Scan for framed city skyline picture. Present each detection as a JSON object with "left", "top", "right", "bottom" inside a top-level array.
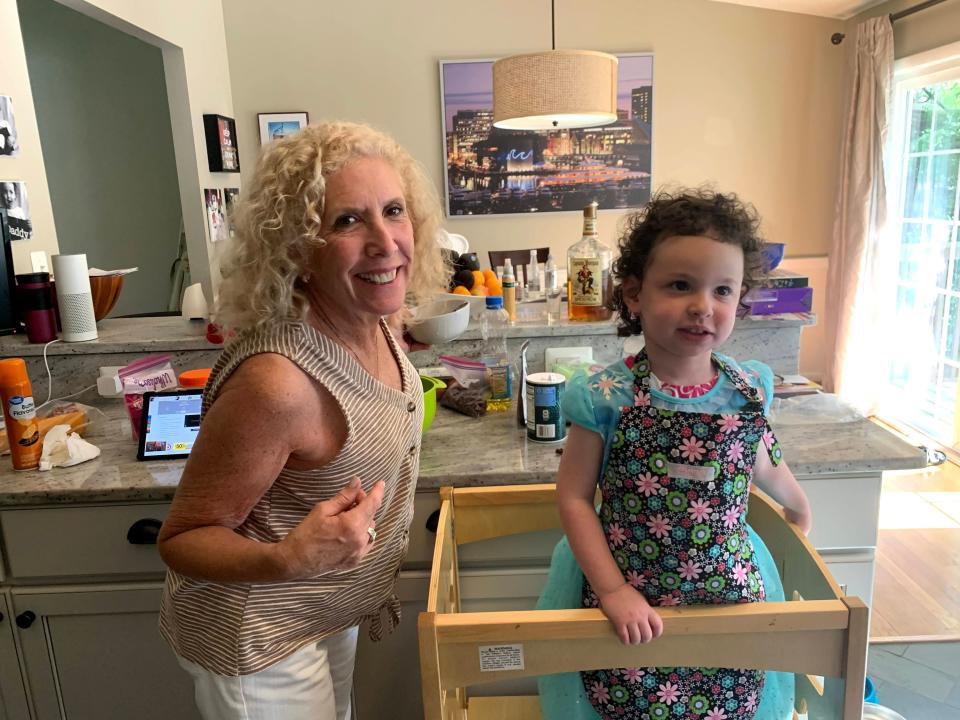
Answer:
[{"left": 438, "top": 53, "right": 653, "bottom": 217}]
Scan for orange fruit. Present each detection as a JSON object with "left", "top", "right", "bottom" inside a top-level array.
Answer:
[
  {"left": 452, "top": 285, "right": 471, "bottom": 296},
  {"left": 472, "top": 270, "right": 485, "bottom": 287},
  {"left": 486, "top": 278, "right": 502, "bottom": 296},
  {"left": 482, "top": 269, "right": 498, "bottom": 286},
  {"left": 470, "top": 285, "right": 488, "bottom": 296}
]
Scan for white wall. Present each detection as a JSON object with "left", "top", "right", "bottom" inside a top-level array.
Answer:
[
  {"left": 0, "top": 0, "right": 58, "bottom": 272},
  {"left": 1, "top": 0, "right": 234, "bottom": 301},
  {"left": 223, "top": 0, "right": 848, "bottom": 262}
]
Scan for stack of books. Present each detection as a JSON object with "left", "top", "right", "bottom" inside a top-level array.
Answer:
[{"left": 745, "top": 269, "right": 813, "bottom": 315}]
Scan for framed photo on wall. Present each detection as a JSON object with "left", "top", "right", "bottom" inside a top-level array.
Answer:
[
  {"left": 202, "top": 114, "right": 240, "bottom": 172},
  {"left": 0, "top": 180, "right": 32, "bottom": 239},
  {"left": 204, "top": 188, "right": 227, "bottom": 243},
  {"left": 223, "top": 187, "right": 240, "bottom": 239},
  {"left": 438, "top": 53, "right": 653, "bottom": 217},
  {"left": 0, "top": 96, "right": 20, "bottom": 157},
  {"left": 258, "top": 112, "right": 309, "bottom": 145}
]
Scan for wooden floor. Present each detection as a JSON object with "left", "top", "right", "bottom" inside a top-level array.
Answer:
[{"left": 871, "top": 459, "right": 960, "bottom": 643}]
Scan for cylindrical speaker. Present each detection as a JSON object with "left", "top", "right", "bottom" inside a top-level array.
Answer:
[{"left": 51, "top": 254, "right": 98, "bottom": 342}]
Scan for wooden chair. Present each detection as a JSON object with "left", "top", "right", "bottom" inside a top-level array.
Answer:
[
  {"left": 487, "top": 248, "right": 550, "bottom": 274},
  {"left": 419, "top": 484, "right": 869, "bottom": 720}
]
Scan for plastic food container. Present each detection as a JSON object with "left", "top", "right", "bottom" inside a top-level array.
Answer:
[{"left": 179, "top": 368, "right": 212, "bottom": 389}]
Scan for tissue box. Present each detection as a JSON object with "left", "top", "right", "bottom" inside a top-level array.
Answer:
[{"left": 744, "top": 286, "right": 813, "bottom": 315}]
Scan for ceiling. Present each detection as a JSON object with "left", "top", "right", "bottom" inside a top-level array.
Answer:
[{"left": 710, "top": 0, "right": 888, "bottom": 19}]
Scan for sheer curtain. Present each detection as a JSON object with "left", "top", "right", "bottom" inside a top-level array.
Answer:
[{"left": 824, "top": 17, "right": 895, "bottom": 414}]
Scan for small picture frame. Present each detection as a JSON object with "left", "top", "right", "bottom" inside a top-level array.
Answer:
[
  {"left": 202, "top": 114, "right": 240, "bottom": 172},
  {"left": 258, "top": 112, "right": 309, "bottom": 145}
]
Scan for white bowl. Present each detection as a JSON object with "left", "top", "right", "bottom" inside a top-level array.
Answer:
[
  {"left": 407, "top": 299, "right": 471, "bottom": 344},
  {"left": 437, "top": 292, "right": 486, "bottom": 320}
]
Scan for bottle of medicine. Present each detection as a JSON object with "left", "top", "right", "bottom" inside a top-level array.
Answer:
[{"left": 0, "top": 358, "right": 41, "bottom": 470}]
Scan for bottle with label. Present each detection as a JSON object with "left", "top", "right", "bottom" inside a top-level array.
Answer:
[
  {"left": 567, "top": 201, "right": 613, "bottom": 322},
  {"left": 479, "top": 296, "right": 512, "bottom": 412},
  {"left": 0, "top": 358, "right": 41, "bottom": 470},
  {"left": 501, "top": 259, "right": 516, "bottom": 322}
]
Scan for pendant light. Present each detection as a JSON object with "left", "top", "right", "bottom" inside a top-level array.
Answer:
[{"left": 492, "top": 0, "right": 618, "bottom": 130}]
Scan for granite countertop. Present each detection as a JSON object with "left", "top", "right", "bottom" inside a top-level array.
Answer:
[
  {"left": 0, "top": 312, "right": 817, "bottom": 356},
  {"left": 0, "top": 392, "right": 926, "bottom": 506}
]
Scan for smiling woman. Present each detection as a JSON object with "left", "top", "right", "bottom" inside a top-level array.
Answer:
[{"left": 156, "top": 122, "right": 448, "bottom": 720}]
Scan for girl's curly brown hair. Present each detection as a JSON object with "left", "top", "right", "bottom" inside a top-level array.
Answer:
[{"left": 611, "top": 189, "right": 769, "bottom": 336}]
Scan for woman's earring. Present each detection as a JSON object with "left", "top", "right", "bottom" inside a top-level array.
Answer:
[{"left": 300, "top": 272, "right": 312, "bottom": 284}]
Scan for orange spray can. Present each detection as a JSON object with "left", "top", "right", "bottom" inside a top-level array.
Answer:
[{"left": 0, "top": 358, "right": 41, "bottom": 470}]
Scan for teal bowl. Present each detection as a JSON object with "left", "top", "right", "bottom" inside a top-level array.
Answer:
[{"left": 420, "top": 375, "right": 447, "bottom": 432}]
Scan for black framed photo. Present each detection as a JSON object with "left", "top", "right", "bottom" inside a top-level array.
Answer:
[
  {"left": 202, "top": 114, "right": 240, "bottom": 172},
  {"left": 258, "top": 112, "right": 309, "bottom": 145}
]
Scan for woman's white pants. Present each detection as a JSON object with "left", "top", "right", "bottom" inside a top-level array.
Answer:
[{"left": 176, "top": 626, "right": 359, "bottom": 720}]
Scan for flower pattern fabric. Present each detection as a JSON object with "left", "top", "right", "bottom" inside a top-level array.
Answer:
[{"left": 581, "top": 350, "right": 782, "bottom": 720}]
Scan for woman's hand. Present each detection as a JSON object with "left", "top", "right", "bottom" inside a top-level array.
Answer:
[
  {"left": 386, "top": 307, "right": 430, "bottom": 353},
  {"left": 277, "top": 477, "right": 385, "bottom": 578},
  {"left": 598, "top": 583, "right": 664, "bottom": 645}
]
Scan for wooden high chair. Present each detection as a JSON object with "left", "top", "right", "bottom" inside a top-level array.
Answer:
[{"left": 418, "top": 484, "right": 868, "bottom": 720}]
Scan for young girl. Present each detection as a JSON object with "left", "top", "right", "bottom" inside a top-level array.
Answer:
[{"left": 554, "top": 190, "right": 812, "bottom": 720}]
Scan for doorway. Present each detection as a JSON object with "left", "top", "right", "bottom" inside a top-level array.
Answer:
[{"left": 17, "top": 0, "right": 184, "bottom": 317}]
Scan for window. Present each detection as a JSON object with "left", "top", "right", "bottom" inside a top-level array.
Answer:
[{"left": 885, "top": 42, "right": 960, "bottom": 447}]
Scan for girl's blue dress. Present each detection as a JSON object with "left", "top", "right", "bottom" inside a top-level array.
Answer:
[{"left": 537, "top": 354, "right": 794, "bottom": 720}]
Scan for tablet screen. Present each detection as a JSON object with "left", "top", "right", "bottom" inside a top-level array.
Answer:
[{"left": 137, "top": 390, "right": 203, "bottom": 460}]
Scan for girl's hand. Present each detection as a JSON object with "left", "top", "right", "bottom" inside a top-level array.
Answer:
[{"left": 598, "top": 583, "right": 664, "bottom": 645}]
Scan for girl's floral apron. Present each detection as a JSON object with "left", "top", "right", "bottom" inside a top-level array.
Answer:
[{"left": 581, "top": 349, "right": 783, "bottom": 720}]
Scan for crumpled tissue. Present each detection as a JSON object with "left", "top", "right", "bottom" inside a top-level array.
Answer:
[{"left": 38, "top": 424, "right": 101, "bottom": 471}]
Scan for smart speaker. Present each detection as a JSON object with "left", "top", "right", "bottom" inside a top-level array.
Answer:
[{"left": 51, "top": 253, "right": 98, "bottom": 342}]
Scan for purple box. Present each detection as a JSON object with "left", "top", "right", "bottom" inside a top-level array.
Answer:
[{"left": 745, "top": 286, "right": 813, "bottom": 315}]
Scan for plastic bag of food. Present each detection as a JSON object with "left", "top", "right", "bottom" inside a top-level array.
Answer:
[
  {"left": 0, "top": 400, "right": 104, "bottom": 456},
  {"left": 119, "top": 354, "right": 177, "bottom": 440},
  {"left": 439, "top": 355, "right": 489, "bottom": 390},
  {"left": 439, "top": 380, "right": 487, "bottom": 418}
]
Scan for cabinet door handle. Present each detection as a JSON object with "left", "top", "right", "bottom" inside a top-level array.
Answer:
[
  {"left": 425, "top": 509, "right": 440, "bottom": 533},
  {"left": 127, "top": 518, "right": 163, "bottom": 545},
  {"left": 15, "top": 611, "right": 36, "bottom": 629}
]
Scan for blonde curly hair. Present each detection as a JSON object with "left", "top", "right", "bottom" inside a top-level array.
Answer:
[{"left": 216, "top": 121, "right": 447, "bottom": 333}]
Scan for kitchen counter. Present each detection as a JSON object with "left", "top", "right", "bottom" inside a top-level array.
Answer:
[{"left": 0, "top": 392, "right": 926, "bottom": 506}]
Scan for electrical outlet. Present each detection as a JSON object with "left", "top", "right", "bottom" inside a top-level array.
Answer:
[{"left": 30, "top": 251, "right": 49, "bottom": 273}]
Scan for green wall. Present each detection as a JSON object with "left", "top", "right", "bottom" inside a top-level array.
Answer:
[{"left": 17, "top": 0, "right": 182, "bottom": 316}]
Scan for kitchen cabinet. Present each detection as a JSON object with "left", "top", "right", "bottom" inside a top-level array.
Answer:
[
  {"left": 0, "top": 502, "right": 198, "bottom": 720},
  {"left": 9, "top": 584, "right": 200, "bottom": 720},
  {"left": 0, "top": 591, "right": 30, "bottom": 720}
]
